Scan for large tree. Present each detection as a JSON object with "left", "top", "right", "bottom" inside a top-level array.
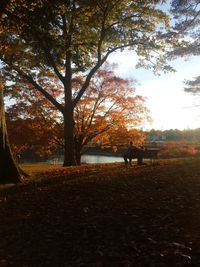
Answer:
[
  {"left": 0, "top": 77, "right": 21, "bottom": 183},
  {"left": 0, "top": 1, "right": 22, "bottom": 183},
  {"left": 170, "top": 0, "right": 200, "bottom": 95},
  {"left": 7, "top": 65, "right": 148, "bottom": 165},
  {"left": 0, "top": 0, "right": 174, "bottom": 166}
]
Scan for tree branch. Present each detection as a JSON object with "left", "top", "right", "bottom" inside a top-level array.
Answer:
[
  {"left": 1, "top": 58, "right": 64, "bottom": 113},
  {"left": 41, "top": 45, "right": 65, "bottom": 83}
]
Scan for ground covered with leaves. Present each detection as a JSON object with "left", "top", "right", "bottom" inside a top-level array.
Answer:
[{"left": 0, "top": 158, "right": 200, "bottom": 267}]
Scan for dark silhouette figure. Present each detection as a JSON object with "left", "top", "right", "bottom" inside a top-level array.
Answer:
[{"left": 123, "top": 142, "right": 159, "bottom": 166}]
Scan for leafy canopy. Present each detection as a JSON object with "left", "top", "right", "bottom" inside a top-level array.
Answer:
[
  {"left": 1, "top": 0, "right": 173, "bottom": 108},
  {"left": 170, "top": 0, "right": 200, "bottom": 95}
]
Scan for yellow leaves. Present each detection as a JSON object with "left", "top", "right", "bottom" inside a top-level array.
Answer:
[{"left": 9, "top": 0, "right": 44, "bottom": 11}]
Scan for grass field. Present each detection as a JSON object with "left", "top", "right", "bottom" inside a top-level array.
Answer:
[{"left": 0, "top": 158, "right": 200, "bottom": 266}]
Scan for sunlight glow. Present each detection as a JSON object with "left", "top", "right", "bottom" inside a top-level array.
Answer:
[{"left": 108, "top": 52, "right": 200, "bottom": 130}]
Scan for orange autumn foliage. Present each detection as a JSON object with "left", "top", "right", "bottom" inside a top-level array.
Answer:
[
  {"left": 159, "top": 141, "right": 197, "bottom": 158},
  {"left": 6, "top": 65, "right": 149, "bottom": 162},
  {"left": 73, "top": 66, "right": 149, "bottom": 157}
]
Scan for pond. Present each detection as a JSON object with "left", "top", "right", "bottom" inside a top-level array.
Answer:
[
  {"left": 81, "top": 154, "right": 124, "bottom": 164},
  {"left": 49, "top": 154, "right": 125, "bottom": 164}
]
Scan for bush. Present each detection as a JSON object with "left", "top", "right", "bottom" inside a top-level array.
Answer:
[{"left": 159, "top": 141, "right": 197, "bottom": 158}]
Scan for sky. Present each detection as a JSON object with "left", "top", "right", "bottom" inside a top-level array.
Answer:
[{"left": 108, "top": 51, "right": 200, "bottom": 131}]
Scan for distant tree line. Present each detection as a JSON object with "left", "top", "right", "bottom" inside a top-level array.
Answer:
[{"left": 146, "top": 128, "right": 200, "bottom": 143}]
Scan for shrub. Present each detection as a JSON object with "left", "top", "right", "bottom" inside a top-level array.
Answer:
[{"left": 159, "top": 141, "right": 197, "bottom": 158}]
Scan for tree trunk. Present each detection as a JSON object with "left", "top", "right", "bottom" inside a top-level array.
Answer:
[
  {"left": 74, "top": 139, "right": 82, "bottom": 166},
  {"left": 63, "top": 46, "right": 77, "bottom": 166},
  {"left": 0, "top": 88, "right": 21, "bottom": 183},
  {"left": 137, "top": 156, "right": 144, "bottom": 165},
  {"left": 63, "top": 108, "right": 76, "bottom": 166},
  {"left": 137, "top": 150, "right": 144, "bottom": 165},
  {"left": 75, "top": 150, "right": 81, "bottom": 166}
]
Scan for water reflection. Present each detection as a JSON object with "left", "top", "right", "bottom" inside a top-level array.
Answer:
[
  {"left": 81, "top": 154, "right": 124, "bottom": 164},
  {"left": 48, "top": 154, "right": 125, "bottom": 164}
]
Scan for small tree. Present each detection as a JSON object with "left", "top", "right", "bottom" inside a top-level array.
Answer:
[
  {"left": 6, "top": 82, "right": 63, "bottom": 159},
  {"left": 73, "top": 67, "right": 149, "bottom": 164}
]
